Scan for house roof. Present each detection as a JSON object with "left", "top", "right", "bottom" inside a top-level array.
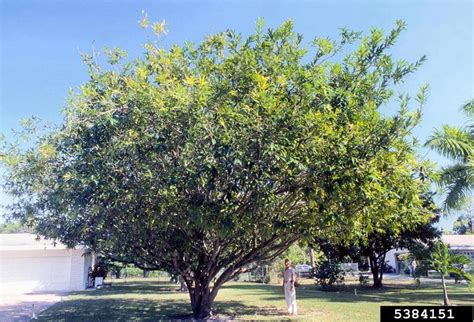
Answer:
[
  {"left": 441, "top": 234, "right": 474, "bottom": 251},
  {"left": 0, "top": 233, "right": 70, "bottom": 251}
]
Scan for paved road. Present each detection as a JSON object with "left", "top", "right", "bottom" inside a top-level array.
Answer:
[{"left": 0, "top": 293, "right": 65, "bottom": 321}]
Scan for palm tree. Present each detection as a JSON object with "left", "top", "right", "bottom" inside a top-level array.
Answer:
[
  {"left": 430, "top": 241, "right": 473, "bottom": 305},
  {"left": 425, "top": 99, "right": 473, "bottom": 211}
]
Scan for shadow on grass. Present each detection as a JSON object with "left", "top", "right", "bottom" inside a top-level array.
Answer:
[
  {"left": 37, "top": 281, "right": 283, "bottom": 321},
  {"left": 37, "top": 280, "right": 472, "bottom": 320},
  {"left": 37, "top": 298, "right": 189, "bottom": 321},
  {"left": 37, "top": 297, "right": 282, "bottom": 321},
  {"left": 221, "top": 280, "right": 472, "bottom": 306},
  {"left": 68, "top": 280, "right": 175, "bottom": 297}
]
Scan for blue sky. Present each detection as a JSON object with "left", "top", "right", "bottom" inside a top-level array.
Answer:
[{"left": 0, "top": 0, "right": 472, "bottom": 230}]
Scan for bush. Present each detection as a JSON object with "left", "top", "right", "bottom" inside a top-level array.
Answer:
[
  {"left": 122, "top": 265, "right": 143, "bottom": 277},
  {"left": 262, "top": 275, "right": 271, "bottom": 284},
  {"left": 359, "top": 274, "right": 369, "bottom": 286},
  {"left": 313, "top": 261, "right": 345, "bottom": 290},
  {"left": 414, "top": 262, "right": 430, "bottom": 278}
]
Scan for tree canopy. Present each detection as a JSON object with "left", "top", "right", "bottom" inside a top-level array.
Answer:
[{"left": 1, "top": 19, "right": 430, "bottom": 318}]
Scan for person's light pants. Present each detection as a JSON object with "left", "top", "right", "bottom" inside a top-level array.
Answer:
[{"left": 284, "top": 282, "right": 297, "bottom": 315}]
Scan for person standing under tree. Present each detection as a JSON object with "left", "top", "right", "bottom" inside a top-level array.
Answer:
[{"left": 283, "top": 259, "right": 298, "bottom": 315}]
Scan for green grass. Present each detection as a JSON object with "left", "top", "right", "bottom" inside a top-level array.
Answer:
[{"left": 37, "top": 278, "right": 473, "bottom": 321}]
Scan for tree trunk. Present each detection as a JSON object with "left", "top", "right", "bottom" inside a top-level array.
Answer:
[
  {"left": 441, "top": 275, "right": 450, "bottom": 306},
  {"left": 369, "top": 255, "right": 383, "bottom": 288},
  {"left": 377, "top": 270, "right": 384, "bottom": 288},
  {"left": 191, "top": 293, "right": 213, "bottom": 319},
  {"left": 378, "top": 254, "right": 386, "bottom": 287},
  {"left": 188, "top": 279, "right": 216, "bottom": 319},
  {"left": 309, "top": 247, "right": 315, "bottom": 268},
  {"left": 372, "top": 268, "right": 383, "bottom": 288}
]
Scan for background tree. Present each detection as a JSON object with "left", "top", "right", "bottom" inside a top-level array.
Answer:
[
  {"left": 452, "top": 213, "right": 473, "bottom": 234},
  {"left": 1, "top": 19, "right": 428, "bottom": 318},
  {"left": 313, "top": 193, "right": 441, "bottom": 288},
  {"left": 425, "top": 100, "right": 473, "bottom": 211},
  {"left": 0, "top": 220, "right": 33, "bottom": 234},
  {"left": 430, "top": 241, "right": 473, "bottom": 305},
  {"left": 281, "top": 243, "right": 309, "bottom": 265}
]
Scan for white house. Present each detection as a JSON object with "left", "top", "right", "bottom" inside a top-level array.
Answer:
[
  {"left": 386, "top": 234, "right": 474, "bottom": 274},
  {"left": 0, "top": 234, "right": 93, "bottom": 294}
]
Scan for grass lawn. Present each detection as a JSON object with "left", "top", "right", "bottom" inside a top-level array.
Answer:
[{"left": 37, "top": 277, "right": 473, "bottom": 321}]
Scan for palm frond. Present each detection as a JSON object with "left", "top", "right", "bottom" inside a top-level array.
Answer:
[
  {"left": 461, "top": 99, "right": 474, "bottom": 118},
  {"left": 443, "top": 175, "right": 471, "bottom": 211},
  {"left": 447, "top": 266, "right": 473, "bottom": 289},
  {"left": 425, "top": 126, "right": 472, "bottom": 162},
  {"left": 435, "top": 163, "right": 473, "bottom": 211},
  {"left": 438, "top": 163, "right": 472, "bottom": 187},
  {"left": 431, "top": 241, "right": 473, "bottom": 288},
  {"left": 450, "top": 253, "right": 471, "bottom": 265}
]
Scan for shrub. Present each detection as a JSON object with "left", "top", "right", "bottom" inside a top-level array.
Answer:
[
  {"left": 122, "top": 265, "right": 143, "bottom": 277},
  {"left": 359, "top": 274, "right": 369, "bottom": 286},
  {"left": 263, "top": 275, "right": 271, "bottom": 284},
  {"left": 313, "top": 260, "right": 345, "bottom": 289}
]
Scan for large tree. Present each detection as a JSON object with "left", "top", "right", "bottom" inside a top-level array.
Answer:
[
  {"left": 1, "top": 19, "right": 428, "bottom": 318},
  {"left": 425, "top": 100, "right": 473, "bottom": 211}
]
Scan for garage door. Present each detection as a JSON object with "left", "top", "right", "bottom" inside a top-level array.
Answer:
[{"left": 0, "top": 256, "right": 71, "bottom": 294}]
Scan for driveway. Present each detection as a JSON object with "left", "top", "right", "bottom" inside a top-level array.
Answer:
[{"left": 0, "top": 293, "right": 66, "bottom": 321}]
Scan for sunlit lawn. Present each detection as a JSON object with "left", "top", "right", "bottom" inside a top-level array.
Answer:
[{"left": 37, "top": 277, "right": 473, "bottom": 321}]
